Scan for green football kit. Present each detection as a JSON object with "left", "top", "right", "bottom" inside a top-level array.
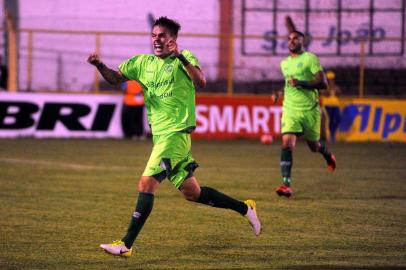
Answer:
[
  {"left": 119, "top": 50, "right": 200, "bottom": 188},
  {"left": 280, "top": 51, "right": 323, "bottom": 141}
]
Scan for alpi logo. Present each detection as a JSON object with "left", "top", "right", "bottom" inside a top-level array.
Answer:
[
  {"left": 326, "top": 103, "right": 406, "bottom": 139},
  {"left": 0, "top": 101, "right": 116, "bottom": 131}
]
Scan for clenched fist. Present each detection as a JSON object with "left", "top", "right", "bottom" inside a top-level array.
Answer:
[
  {"left": 166, "top": 39, "right": 180, "bottom": 56},
  {"left": 87, "top": 53, "right": 102, "bottom": 66}
]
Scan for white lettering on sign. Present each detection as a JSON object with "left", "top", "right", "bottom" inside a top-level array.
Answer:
[
  {"left": 210, "top": 105, "right": 233, "bottom": 133},
  {"left": 196, "top": 104, "right": 282, "bottom": 135}
]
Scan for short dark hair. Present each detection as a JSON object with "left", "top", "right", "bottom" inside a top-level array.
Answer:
[
  {"left": 290, "top": 30, "right": 305, "bottom": 38},
  {"left": 153, "top": 17, "right": 181, "bottom": 37}
]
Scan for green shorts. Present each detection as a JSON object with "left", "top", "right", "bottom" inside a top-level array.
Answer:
[
  {"left": 281, "top": 107, "right": 321, "bottom": 141},
  {"left": 142, "top": 132, "right": 198, "bottom": 189}
]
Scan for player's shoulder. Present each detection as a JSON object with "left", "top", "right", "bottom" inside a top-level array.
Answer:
[
  {"left": 181, "top": 49, "right": 198, "bottom": 59},
  {"left": 119, "top": 54, "right": 155, "bottom": 73},
  {"left": 136, "top": 54, "right": 156, "bottom": 62},
  {"left": 280, "top": 56, "right": 291, "bottom": 66},
  {"left": 127, "top": 54, "right": 155, "bottom": 62},
  {"left": 181, "top": 50, "right": 200, "bottom": 66},
  {"left": 181, "top": 49, "right": 194, "bottom": 56},
  {"left": 303, "top": 51, "right": 320, "bottom": 61}
]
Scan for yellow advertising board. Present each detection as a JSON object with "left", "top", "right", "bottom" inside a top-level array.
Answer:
[{"left": 322, "top": 97, "right": 406, "bottom": 142}]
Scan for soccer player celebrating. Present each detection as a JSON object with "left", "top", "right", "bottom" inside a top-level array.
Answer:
[
  {"left": 88, "top": 17, "right": 261, "bottom": 257},
  {"left": 276, "top": 30, "right": 336, "bottom": 198}
]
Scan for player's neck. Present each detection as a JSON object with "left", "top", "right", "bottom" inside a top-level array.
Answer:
[
  {"left": 290, "top": 50, "right": 304, "bottom": 58},
  {"left": 155, "top": 53, "right": 172, "bottom": 60}
]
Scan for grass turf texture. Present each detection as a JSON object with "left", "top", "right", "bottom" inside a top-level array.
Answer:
[{"left": 0, "top": 139, "right": 405, "bottom": 270}]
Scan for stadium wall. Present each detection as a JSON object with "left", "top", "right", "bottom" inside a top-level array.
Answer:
[
  {"left": 1, "top": 92, "right": 405, "bottom": 142},
  {"left": 1, "top": 0, "right": 405, "bottom": 91},
  {"left": 13, "top": 0, "right": 220, "bottom": 91},
  {"left": 235, "top": 0, "right": 406, "bottom": 81}
]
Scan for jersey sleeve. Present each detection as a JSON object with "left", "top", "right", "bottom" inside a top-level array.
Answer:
[
  {"left": 280, "top": 60, "right": 287, "bottom": 78},
  {"left": 309, "top": 53, "right": 323, "bottom": 75},
  {"left": 181, "top": 50, "right": 200, "bottom": 68},
  {"left": 118, "top": 55, "right": 143, "bottom": 81}
]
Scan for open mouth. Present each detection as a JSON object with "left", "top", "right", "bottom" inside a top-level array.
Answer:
[{"left": 154, "top": 43, "right": 163, "bottom": 53}]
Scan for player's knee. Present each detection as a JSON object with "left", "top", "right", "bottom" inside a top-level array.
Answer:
[
  {"left": 182, "top": 189, "right": 199, "bottom": 201},
  {"left": 282, "top": 140, "right": 295, "bottom": 149},
  {"left": 282, "top": 135, "right": 296, "bottom": 149},
  {"left": 138, "top": 177, "right": 158, "bottom": 193},
  {"left": 179, "top": 176, "right": 201, "bottom": 202},
  {"left": 138, "top": 180, "right": 148, "bottom": 192},
  {"left": 181, "top": 189, "right": 200, "bottom": 202},
  {"left": 184, "top": 193, "right": 199, "bottom": 202}
]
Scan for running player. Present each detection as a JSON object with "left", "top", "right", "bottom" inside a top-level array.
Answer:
[
  {"left": 88, "top": 17, "right": 261, "bottom": 257},
  {"left": 276, "top": 30, "right": 336, "bottom": 198}
]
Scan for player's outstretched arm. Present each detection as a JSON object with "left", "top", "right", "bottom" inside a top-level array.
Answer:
[
  {"left": 167, "top": 40, "right": 206, "bottom": 88},
  {"left": 288, "top": 71, "right": 327, "bottom": 90},
  {"left": 181, "top": 60, "right": 206, "bottom": 88},
  {"left": 87, "top": 53, "right": 128, "bottom": 85}
]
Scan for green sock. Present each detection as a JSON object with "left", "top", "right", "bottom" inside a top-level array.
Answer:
[
  {"left": 280, "top": 148, "right": 292, "bottom": 186},
  {"left": 122, "top": 192, "right": 154, "bottom": 249},
  {"left": 318, "top": 144, "right": 332, "bottom": 162},
  {"left": 283, "top": 177, "right": 291, "bottom": 187},
  {"left": 196, "top": 186, "right": 248, "bottom": 215}
]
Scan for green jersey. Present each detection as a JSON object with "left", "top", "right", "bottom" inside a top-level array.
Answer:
[
  {"left": 119, "top": 50, "right": 199, "bottom": 135},
  {"left": 280, "top": 51, "right": 323, "bottom": 111}
]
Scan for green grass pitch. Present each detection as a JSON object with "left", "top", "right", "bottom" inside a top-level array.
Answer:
[{"left": 0, "top": 139, "right": 405, "bottom": 269}]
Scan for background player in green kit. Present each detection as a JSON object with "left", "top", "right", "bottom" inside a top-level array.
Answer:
[
  {"left": 87, "top": 17, "right": 261, "bottom": 257},
  {"left": 275, "top": 30, "right": 336, "bottom": 198}
]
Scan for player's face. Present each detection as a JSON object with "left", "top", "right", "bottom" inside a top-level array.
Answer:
[
  {"left": 151, "top": 25, "right": 175, "bottom": 58},
  {"left": 288, "top": 32, "right": 304, "bottom": 54}
]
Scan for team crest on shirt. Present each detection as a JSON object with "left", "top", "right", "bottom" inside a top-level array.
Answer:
[
  {"left": 297, "top": 62, "right": 303, "bottom": 68},
  {"left": 164, "top": 64, "right": 174, "bottom": 73}
]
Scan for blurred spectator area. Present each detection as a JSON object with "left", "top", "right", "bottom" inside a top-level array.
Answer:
[
  {"left": 332, "top": 68, "right": 406, "bottom": 97},
  {"left": 0, "top": 0, "right": 405, "bottom": 97},
  {"left": 203, "top": 68, "right": 406, "bottom": 96}
]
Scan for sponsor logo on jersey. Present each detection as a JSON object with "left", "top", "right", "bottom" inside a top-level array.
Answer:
[
  {"left": 145, "top": 77, "right": 175, "bottom": 90},
  {"left": 164, "top": 64, "right": 174, "bottom": 73}
]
